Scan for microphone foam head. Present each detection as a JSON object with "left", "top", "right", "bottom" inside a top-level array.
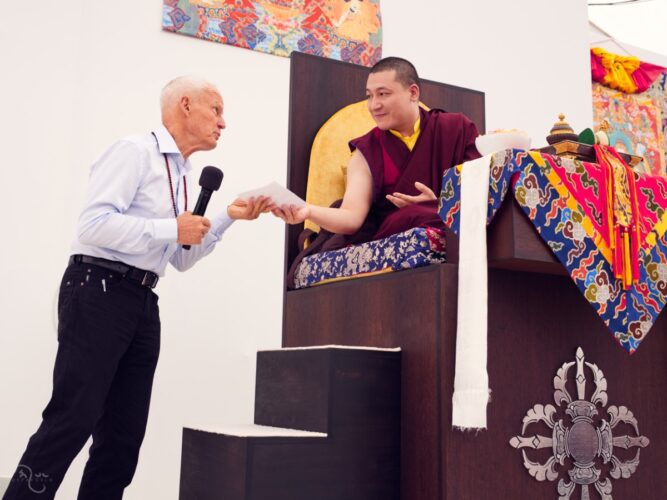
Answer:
[{"left": 199, "top": 166, "right": 224, "bottom": 191}]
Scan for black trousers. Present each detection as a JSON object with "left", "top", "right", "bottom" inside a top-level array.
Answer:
[{"left": 3, "top": 262, "right": 160, "bottom": 500}]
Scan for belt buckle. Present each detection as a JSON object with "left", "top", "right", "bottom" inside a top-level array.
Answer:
[{"left": 141, "top": 272, "right": 158, "bottom": 289}]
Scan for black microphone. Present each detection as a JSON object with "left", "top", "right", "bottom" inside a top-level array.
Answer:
[{"left": 183, "top": 166, "right": 224, "bottom": 250}]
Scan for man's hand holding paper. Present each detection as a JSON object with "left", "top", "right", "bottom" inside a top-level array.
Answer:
[
  {"left": 238, "top": 182, "right": 305, "bottom": 207},
  {"left": 227, "top": 195, "right": 275, "bottom": 220},
  {"left": 234, "top": 182, "right": 306, "bottom": 221}
]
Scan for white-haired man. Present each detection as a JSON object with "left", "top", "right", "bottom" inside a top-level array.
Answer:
[{"left": 3, "top": 77, "right": 270, "bottom": 500}]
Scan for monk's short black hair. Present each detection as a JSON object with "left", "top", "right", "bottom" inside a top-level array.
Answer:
[{"left": 369, "top": 57, "right": 420, "bottom": 88}]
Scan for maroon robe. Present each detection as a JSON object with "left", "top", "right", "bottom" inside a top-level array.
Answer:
[
  {"left": 286, "top": 107, "right": 480, "bottom": 288},
  {"left": 348, "top": 107, "right": 480, "bottom": 242}
]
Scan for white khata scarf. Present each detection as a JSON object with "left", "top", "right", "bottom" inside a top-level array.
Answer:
[{"left": 452, "top": 154, "right": 492, "bottom": 430}]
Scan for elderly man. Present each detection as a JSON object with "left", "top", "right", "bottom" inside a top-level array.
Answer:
[
  {"left": 3, "top": 77, "right": 270, "bottom": 500},
  {"left": 274, "top": 57, "right": 480, "bottom": 261}
]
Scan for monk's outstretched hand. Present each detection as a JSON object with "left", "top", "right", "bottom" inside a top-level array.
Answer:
[
  {"left": 386, "top": 181, "right": 436, "bottom": 208},
  {"left": 272, "top": 204, "right": 310, "bottom": 225}
]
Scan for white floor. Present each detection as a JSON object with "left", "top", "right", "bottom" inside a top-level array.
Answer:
[
  {"left": 187, "top": 423, "right": 327, "bottom": 438},
  {"left": 0, "top": 477, "right": 9, "bottom": 496}
]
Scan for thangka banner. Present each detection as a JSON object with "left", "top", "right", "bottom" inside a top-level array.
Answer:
[
  {"left": 162, "top": 0, "right": 382, "bottom": 67},
  {"left": 593, "top": 78, "right": 667, "bottom": 177},
  {"left": 590, "top": 48, "right": 667, "bottom": 177}
]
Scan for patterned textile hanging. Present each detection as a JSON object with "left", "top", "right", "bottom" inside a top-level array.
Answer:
[
  {"left": 163, "top": 0, "right": 383, "bottom": 67},
  {"left": 595, "top": 145, "right": 641, "bottom": 289},
  {"left": 591, "top": 48, "right": 667, "bottom": 176},
  {"left": 591, "top": 47, "right": 665, "bottom": 94}
]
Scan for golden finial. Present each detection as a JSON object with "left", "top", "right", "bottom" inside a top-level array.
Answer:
[{"left": 547, "top": 113, "right": 578, "bottom": 145}]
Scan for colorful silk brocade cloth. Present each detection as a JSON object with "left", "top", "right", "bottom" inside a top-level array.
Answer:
[
  {"left": 293, "top": 227, "right": 446, "bottom": 289},
  {"left": 438, "top": 149, "right": 667, "bottom": 354},
  {"left": 162, "top": 0, "right": 382, "bottom": 66}
]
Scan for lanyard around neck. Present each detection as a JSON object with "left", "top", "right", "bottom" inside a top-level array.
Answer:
[
  {"left": 151, "top": 131, "right": 188, "bottom": 218},
  {"left": 162, "top": 154, "right": 187, "bottom": 218}
]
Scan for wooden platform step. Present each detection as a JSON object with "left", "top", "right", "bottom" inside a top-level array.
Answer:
[{"left": 179, "top": 346, "right": 401, "bottom": 500}]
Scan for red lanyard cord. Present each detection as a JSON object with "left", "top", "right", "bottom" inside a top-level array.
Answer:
[{"left": 163, "top": 154, "right": 187, "bottom": 218}]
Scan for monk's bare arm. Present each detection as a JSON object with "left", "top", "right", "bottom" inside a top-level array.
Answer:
[
  {"left": 273, "top": 150, "right": 372, "bottom": 235},
  {"left": 310, "top": 150, "right": 372, "bottom": 234}
]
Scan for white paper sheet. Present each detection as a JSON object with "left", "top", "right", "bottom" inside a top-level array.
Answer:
[{"left": 237, "top": 181, "right": 305, "bottom": 207}]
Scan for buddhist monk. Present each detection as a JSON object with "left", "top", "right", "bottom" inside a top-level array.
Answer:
[{"left": 273, "top": 57, "right": 480, "bottom": 284}]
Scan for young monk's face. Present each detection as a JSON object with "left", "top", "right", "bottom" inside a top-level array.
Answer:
[{"left": 366, "top": 70, "right": 419, "bottom": 132}]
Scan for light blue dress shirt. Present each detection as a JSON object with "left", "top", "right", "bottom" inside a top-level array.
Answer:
[{"left": 71, "top": 125, "right": 234, "bottom": 276}]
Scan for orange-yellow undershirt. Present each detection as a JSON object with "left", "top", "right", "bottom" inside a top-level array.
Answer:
[{"left": 389, "top": 118, "right": 421, "bottom": 151}]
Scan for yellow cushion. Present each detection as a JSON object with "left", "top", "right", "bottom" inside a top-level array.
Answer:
[
  {"left": 305, "top": 100, "right": 375, "bottom": 232},
  {"left": 305, "top": 101, "right": 430, "bottom": 233}
]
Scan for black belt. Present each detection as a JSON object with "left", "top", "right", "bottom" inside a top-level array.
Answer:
[{"left": 69, "top": 255, "right": 159, "bottom": 289}]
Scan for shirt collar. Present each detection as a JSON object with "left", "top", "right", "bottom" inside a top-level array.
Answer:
[{"left": 152, "top": 125, "right": 192, "bottom": 173}]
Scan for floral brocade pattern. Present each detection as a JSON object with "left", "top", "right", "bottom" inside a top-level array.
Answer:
[
  {"left": 438, "top": 149, "right": 667, "bottom": 353},
  {"left": 293, "top": 227, "right": 446, "bottom": 289}
]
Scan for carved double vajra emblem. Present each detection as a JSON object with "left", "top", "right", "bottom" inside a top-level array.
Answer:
[{"left": 509, "top": 348, "right": 650, "bottom": 500}]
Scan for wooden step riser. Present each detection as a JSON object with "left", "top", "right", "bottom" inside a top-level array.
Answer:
[
  {"left": 180, "top": 429, "right": 400, "bottom": 500},
  {"left": 254, "top": 349, "right": 401, "bottom": 434}
]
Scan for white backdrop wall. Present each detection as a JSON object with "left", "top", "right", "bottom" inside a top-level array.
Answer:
[{"left": 0, "top": 1, "right": 590, "bottom": 498}]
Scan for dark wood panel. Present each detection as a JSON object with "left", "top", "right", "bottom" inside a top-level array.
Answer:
[
  {"left": 254, "top": 349, "right": 331, "bottom": 433},
  {"left": 249, "top": 349, "right": 401, "bottom": 500},
  {"left": 487, "top": 196, "right": 567, "bottom": 275},
  {"left": 444, "top": 194, "right": 568, "bottom": 275},
  {"left": 179, "top": 430, "right": 248, "bottom": 500},
  {"left": 285, "top": 263, "right": 667, "bottom": 499},
  {"left": 182, "top": 349, "right": 401, "bottom": 500},
  {"left": 284, "top": 265, "right": 449, "bottom": 500},
  {"left": 441, "top": 267, "right": 667, "bottom": 499}
]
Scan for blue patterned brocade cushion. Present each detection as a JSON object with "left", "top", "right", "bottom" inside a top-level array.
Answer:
[{"left": 293, "top": 227, "right": 447, "bottom": 289}]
